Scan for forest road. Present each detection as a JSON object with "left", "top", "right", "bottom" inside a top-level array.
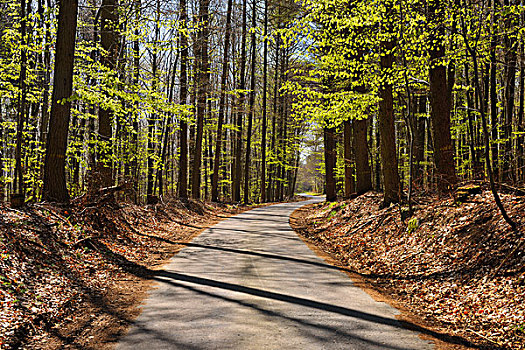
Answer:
[{"left": 116, "top": 197, "right": 434, "bottom": 350}]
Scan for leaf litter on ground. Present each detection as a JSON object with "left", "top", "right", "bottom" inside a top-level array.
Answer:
[
  {"left": 0, "top": 197, "right": 254, "bottom": 350},
  {"left": 291, "top": 188, "right": 524, "bottom": 350}
]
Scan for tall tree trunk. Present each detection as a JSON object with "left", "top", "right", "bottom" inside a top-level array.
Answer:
[
  {"left": 428, "top": 0, "right": 457, "bottom": 192},
  {"left": 379, "top": 9, "right": 400, "bottom": 206},
  {"left": 71, "top": 113, "right": 81, "bottom": 191},
  {"left": 413, "top": 95, "right": 426, "bottom": 186},
  {"left": 324, "top": 126, "right": 337, "bottom": 202},
  {"left": 0, "top": 108, "right": 4, "bottom": 202},
  {"left": 465, "top": 61, "right": 481, "bottom": 177},
  {"left": 490, "top": 0, "right": 499, "bottom": 181},
  {"left": 260, "top": 0, "right": 268, "bottom": 203},
  {"left": 42, "top": 0, "right": 78, "bottom": 203},
  {"left": 97, "top": 0, "right": 118, "bottom": 188},
  {"left": 267, "top": 37, "right": 280, "bottom": 202},
  {"left": 244, "top": 0, "right": 257, "bottom": 204},
  {"left": 38, "top": 0, "right": 52, "bottom": 150},
  {"left": 158, "top": 52, "right": 179, "bottom": 198},
  {"left": 374, "top": 117, "right": 381, "bottom": 191},
  {"left": 343, "top": 119, "right": 355, "bottom": 198},
  {"left": 353, "top": 118, "right": 372, "bottom": 195},
  {"left": 502, "top": 0, "right": 518, "bottom": 183},
  {"left": 131, "top": 0, "right": 140, "bottom": 202},
  {"left": 147, "top": 2, "right": 160, "bottom": 202},
  {"left": 461, "top": 7, "right": 518, "bottom": 231},
  {"left": 211, "top": 0, "right": 233, "bottom": 202},
  {"left": 280, "top": 84, "right": 288, "bottom": 201},
  {"left": 518, "top": 40, "right": 524, "bottom": 184},
  {"left": 233, "top": 0, "right": 247, "bottom": 202},
  {"left": 13, "top": 0, "right": 29, "bottom": 204},
  {"left": 177, "top": 0, "right": 189, "bottom": 199},
  {"left": 277, "top": 51, "right": 286, "bottom": 201},
  {"left": 191, "top": 0, "right": 210, "bottom": 199}
]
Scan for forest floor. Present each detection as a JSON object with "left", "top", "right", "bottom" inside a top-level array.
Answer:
[
  {"left": 0, "top": 194, "right": 300, "bottom": 350},
  {"left": 290, "top": 186, "right": 525, "bottom": 350}
]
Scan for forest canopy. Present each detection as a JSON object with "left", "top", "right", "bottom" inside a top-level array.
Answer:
[{"left": 0, "top": 0, "right": 522, "bottom": 212}]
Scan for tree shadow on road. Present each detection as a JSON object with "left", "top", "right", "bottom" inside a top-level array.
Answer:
[
  {"left": 143, "top": 276, "right": 414, "bottom": 350},
  {"left": 129, "top": 232, "right": 360, "bottom": 273},
  {"left": 152, "top": 270, "right": 476, "bottom": 348},
  {"left": 131, "top": 230, "right": 488, "bottom": 284},
  {"left": 87, "top": 240, "right": 480, "bottom": 350}
]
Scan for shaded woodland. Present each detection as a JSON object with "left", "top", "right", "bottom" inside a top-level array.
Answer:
[
  {"left": 1, "top": 0, "right": 305, "bottom": 206},
  {"left": 0, "top": 1, "right": 524, "bottom": 348},
  {"left": 0, "top": 0, "right": 523, "bottom": 214}
]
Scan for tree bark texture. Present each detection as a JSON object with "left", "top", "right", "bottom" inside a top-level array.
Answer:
[
  {"left": 42, "top": 0, "right": 78, "bottom": 203},
  {"left": 260, "top": 0, "right": 269, "bottom": 203},
  {"left": 233, "top": 0, "right": 247, "bottom": 202},
  {"left": 502, "top": 0, "right": 518, "bottom": 182},
  {"left": 353, "top": 118, "right": 371, "bottom": 195},
  {"left": 379, "top": 36, "right": 400, "bottom": 206},
  {"left": 413, "top": 95, "right": 426, "bottom": 186},
  {"left": 97, "top": 0, "right": 118, "bottom": 188},
  {"left": 177, "top": 0, "right": 189, "bottom": 199},
  {"left": 244, "top": 0, "right": 257, "bottom": 204},
  {"left": 14, "top": 0, "right": 28, "bottom": 200},
  {"left": 147, "top": 3, "right": 160, "bottom": 202},
  {"left": 428, "top": 0, "right": 457, "bottom": 192},
  {"left": 211, "top": 0, "right": 233, "bottom": 202},
  {"left": 191, "top": 0, "right": 210, "bottom": 199},
  {"left": 343, "top": 120, "right": 355, "bottom": 198},
  {"left": 324, "top": 126, "right": 337, "bottom": 202}
]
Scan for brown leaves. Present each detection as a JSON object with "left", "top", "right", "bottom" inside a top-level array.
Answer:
[
  {"left": 293, "top": 191, "right": 525, "bottom": 349},
  {"left": 0, "top": 199, "right": 244, "bottom": 349}
]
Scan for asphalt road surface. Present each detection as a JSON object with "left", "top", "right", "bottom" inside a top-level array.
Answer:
[{"left": 116, "top": 197, "right": 434, "bottom": 350}]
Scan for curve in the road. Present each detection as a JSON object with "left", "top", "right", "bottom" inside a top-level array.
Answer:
[{"left": 116, "top": 198, "right": 435, "bottom": 350}]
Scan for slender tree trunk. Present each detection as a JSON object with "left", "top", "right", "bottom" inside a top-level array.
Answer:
[
  {"left": 260, "top": 0, "right": 268, "bottom": 203},
  {"left": 518, "top": 42, "right": 524, "bottom": 184},
  {"left": 233, "top": 0, "right": 247, "bottom": 202},
  {"left": 461, "top": 11, "right": 518, "bottom": 231},
  {"left": 428, "top": 0, "right": 457, "bottom": 192},
  {"left": 353, "top": 118, "right": 372, "bottom": 194},
  {"left": 343, "top": 119, "right": 355, "bottom": 198},
  {"left": 0, "top": 107, "right": 4, "bottom": 202},
  {"left": 211, "top": 0, "right": 233, "bottom": 202},
  {"left": 465, "top": 61, "right": 481, "bottom": 177},
  {"left": 280, "top": 86, "right": 288, "bottom": 201},
  {"left": 191, "top": 0, "right": 211, "bottom": 199},
  {"left": 379, "top": 10, "right": 400, "bottom": 206},
  {"left": 131, "top": 0, "right": 140, "bottom": 202},
  {"left": 97, "top": 0, "right": 118, "bottom": 188},
  {"left": 244, "top": 0, "right": 257, "bottom": 204},
  {"left": 13, "top": 0, "right": 29, "bottom": 203},
  {"left": 502, "top": 0, "right": 518, "bottom": 183},
  {"left": 177, "top": 0, "right": 189, "bottom": 199},
  {"left": 268, "top": 37, "right": 280, "bottom": 202},
  {"left": 204, "top": 116, "right": 209, "bottom": 199},
  {"left": 38, "top": 0, "right": 52, "bottom": 149},
  {"left": 42, "top": 0, "right": 78, "bottom": 203},
  {"left": 188, "top": 57, "right": 197, "bottom": 187},
  {"left": 490, "top": 0, "right": 499, "bottom": 181},
  {"left": 158, "top": 52, "right": 179, "bottom": 198},
  {"left": 71, "top": 112, "right": 81, "bottom": 191},
  {"left": 413, "top": 95, "right": 426, "bottom": 186},
  {"left": 374, "top": 118, "right": 381, "bottom": 191},
  {"left": 147, "top": 3, "right": 160, "bottom": 202},
  {"left": 519, "top": 0, "right": 525, "bottom": 184},
  {"left": 324, "top": 126, "right": 337, "bottom": 202},
  {"left": 291, "top": 150, "right": 299, "bottom": 196},
  {"left": 277, "top": 52, "right": 286, "bottom": 201}
]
